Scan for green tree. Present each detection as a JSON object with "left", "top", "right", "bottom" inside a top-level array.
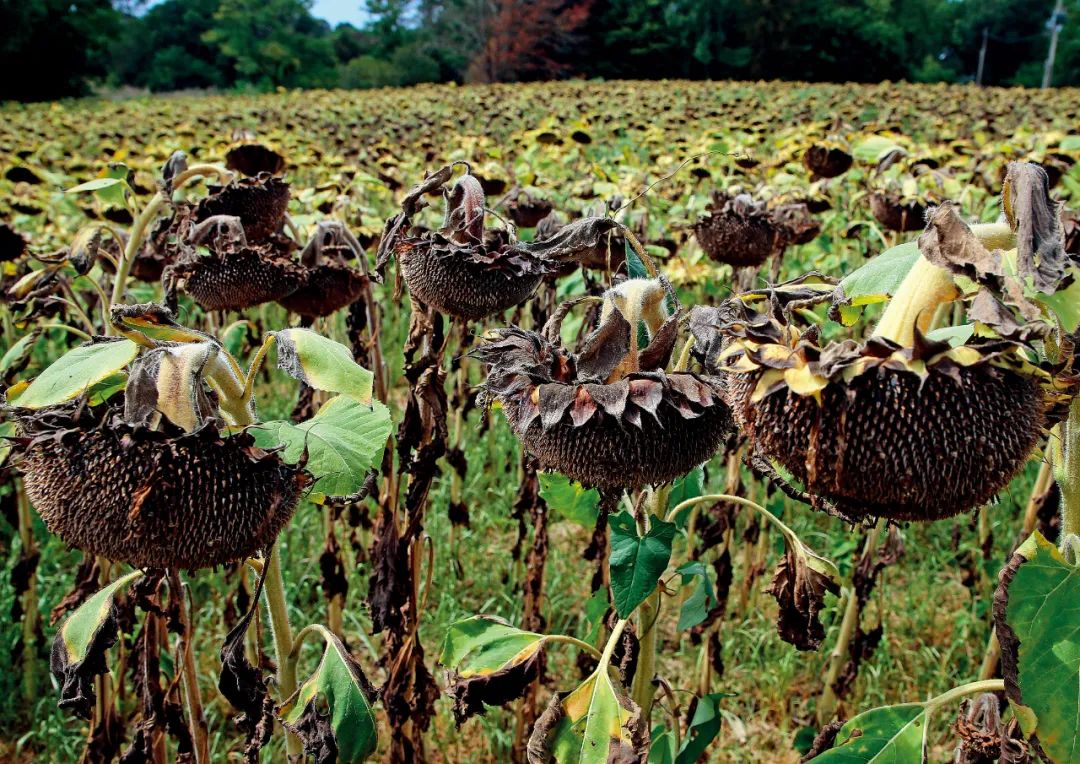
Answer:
[
  {"left": 204, "top": 0, "right": 337, "bottom": 89},
  {"left": 113, "top": 0, "right": 235, "bottom": 92},
  {"left": 0, "top": 0, "right": 122, "bottom": 101}
]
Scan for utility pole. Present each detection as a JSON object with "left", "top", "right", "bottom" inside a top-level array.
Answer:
[
  {"left": 1042, "top": 0, "right": 1066, "bottom": 88},
  {"left": 976, "top": 27, "right": 988, "bottom": 85}
]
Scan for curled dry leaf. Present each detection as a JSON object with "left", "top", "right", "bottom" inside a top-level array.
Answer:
[
  {"left": 765, "top": 542, "right": 840, "bottom": 651},
  {"left": 50, "top": 570, "right": 143, "bottom": 720}
]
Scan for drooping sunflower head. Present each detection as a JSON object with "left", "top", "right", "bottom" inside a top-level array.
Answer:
[{"left": 474, "top": 276, "right": 733, "bottom": 489}]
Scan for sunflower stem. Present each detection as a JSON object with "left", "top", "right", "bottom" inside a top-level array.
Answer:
[
  {"left": 168, "top": 570, "right": 209, "bottom": 764},
  {"left": 262, "top": 545, "right": 301, "bottom": 756},
  {"left": 107, "top": 165, "right": 233, "bottom": 331},
  {"left": 109, "top": 192, "right": 167, "bottom": 324},
  {"left": 871, "top": 255, "right": 959, "bottom": 346},
  {"left": 818, "top": 521, "right": 882, "bottom": 724},
  {"left": 1058, "top": 397, "right": 1080, "bottom": 547},
  {"left": 631, "top": 486, "right": 669, "bottom": 722}
]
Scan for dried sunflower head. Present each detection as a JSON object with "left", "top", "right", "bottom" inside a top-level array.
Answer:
[
  {"left": 8, "top": 305, "right": 312, "bottom": 569},
  {"left": 15, "top": 399, "right": 305, "bottom": 570},
  {"left": 693, "top": 192, "right": 781, "bottom": 268},
  {"left": 135, "top": 171, "right": 292, "bottom": 283},
  {"left": 378, "top": 164, "right": 620, "bottom": 321},
  {"left": 693, "top": 166, "right": 1078, "bottom": 521},
  {"left": 699, "top": 300, "right": 1055, "bottom": 520},
  {"left": 163, "top": 214, "right": 304, "bottom": 313},
  {"left": 378, "top": 165, "right": 547, "bottom": 320},
  {"left": 803, "top": 144, "right": 853, "bottom": 180},
  {"left": 224, "top": 132, "right": 286, "bottom": 177},
  {"left": 474, "top": 278, "right": 732, "bottom": 489},
  {"left": 277, "top": 220, "right": 370, "bottom": 319}
]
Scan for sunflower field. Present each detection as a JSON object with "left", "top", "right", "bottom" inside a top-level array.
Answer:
[{"left": 1, "top": 79, "right": 1079, "bottom": 763}]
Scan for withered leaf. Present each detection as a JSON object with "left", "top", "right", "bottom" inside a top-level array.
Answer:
[
  {"left": 51, "top": 570, "right": 143, "bottom": 719},
  {"left": 919, "top": 203, "right": 1005, "bottom": 284},
  {"left": 1004, "top": 162, "right": 1069, "bottom": 294},
  {"left": 638, "top": 313, "right": 680, "bottom": 372},
  {"left": 576, "top": 308, "right": 631, "bottom": 381},
  {"left": 218, "top": 555, "right": 274, "bottom": 762},
  {"left": 518, "top": 216, "right": 619, "bottom": 263},
  {"left": 765, "top": 544, "right": 840, "bottom": 651}
]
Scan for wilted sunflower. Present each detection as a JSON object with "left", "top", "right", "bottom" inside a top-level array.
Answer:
[
  {"left": 803, "top": 144, "right": 853, "bottom": 179},
  {"left": 378, "top": 164, "right": 620, "bottom": 321},
  {"left": 224, "top": 130, "right": 287, "bottom": 177},
  {"left": 16, "top": 399, "right": 304, "bottom": 570},
  {"left": 474, "top": 277, "right": 733, "bottom": 489},
  {"left": 693, "top": 192, "right": 779, "bottom": 268},
  {"left": 163, "top": 214, "right": 304, "bottom": 312},
  {"left": 9, "top": 305, "right": 308, "bottom": 569},
  {"left": 278, "top": 220, "right": 370, "bottom": 319},
  {"left": 135, "top": 169, "right": 291, "bottom": 283},
  {"left": 692, "top": 163, "right": 1077, "bottom": 521}
]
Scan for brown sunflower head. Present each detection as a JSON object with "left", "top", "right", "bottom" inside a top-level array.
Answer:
[
  {"left": 277, "top": 220, "right": 370, "bottom": 319},
  {"left": 195, "top": 173, "right": 290, "bottom": 242},
  {"left": 378, "top": 164, "right": 622, "bottom": 321},
  {"left": 134, "top": 171, "right": 292, "bottom": 283},
  {"left": 0, "top": 222, "right": 27, "bottom": 262},
  {"left": 163, "top": 214, "right": 304, "bottom": 313},
  {"left": 473, "top": 278, "right": 733, "bottom": 489},
  {"left": 870, "top": 191, "right": 928, "bottom": 232},
  {"left": 803, "top": 144, "right": 853, "bottom": 179},
  {"left": 224, "top": 134, "right": 286, "bottom": 177},
  {"left": 15, "top": 399, "right": 305, "bottom": 570},
  {"left": 692, "top": 243, "right": 1074, "bottom": 522},
  {"left": 693, "top": 192, "right": 780, "bottom": 268}
]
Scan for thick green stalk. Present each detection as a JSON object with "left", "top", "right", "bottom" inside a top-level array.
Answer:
[
  {"left": 631, "top": 486, "right": 669, "bottom": 721},
  {"left": 263, "top": 546, "right": 300, "bottom": 757},
  {"left": 872, "top": 222, "right": 1014, "bottom": 347},
  {"left": 109, "top": 193, "right": 167, "bottom": 318},
  {"left": 1059, "top": 397, "right": 1080, "bottom": 543}
]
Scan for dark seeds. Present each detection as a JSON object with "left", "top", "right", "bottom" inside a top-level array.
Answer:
[
  {"left": 19, "top": 406, "right": 305, "bottom": 570},
  {"left": 729, "top": 364, "right": 1043, "bottom": 520}
]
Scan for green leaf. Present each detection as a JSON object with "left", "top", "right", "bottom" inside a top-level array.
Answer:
[
  {"left": 1000, "top": 532, "right": 1080, "bottom": 762},
  {"left": 66, "top": 177, "right": 125, "bottom": 194},
  {"left": 805, "top": 703, "right": 926, "bottom": 762},
  {"left": 1059, "top": 135, "right": 1080, "bottom": 152},
  {"left": 252, "top": 395, "right": 391, "bottom": 502},
  {"left": 97, "top": 164, "right": 131, "bottom": 207},
  {"left": 648, "top": 727, "right": 677, "bottom": 764},
  {"left": 57, "top": 571, "right": 143, "bottom": 670},
  {"left": 667, "top": 466, "right": 704, "bottom": 523},
  {"left": 539, "top": 472, "right": 600, "bottom": 527},
  {"left": 675, "top": 561, "right": 717, "bottom": 631},
  {"left": 281, "top": 628, "right": 379, "bottom": 763},
  {"left": 86, "top": 372, "right": 127, "bottom": 406},
  {"left": 837, "top": 241, "right": 920, "bottom": 311},
  {"left": 625, "top": 238, "right": 648, "bottom": 279},
  {"left": 9, "top": 339, "right": 138, "bottom": 409},
  {"left": 273, "top": 329, "right": 373, "bottom": 404},
  {"left": 609, "top": 511, "right": 677, "bottom": 618},
  {"left": 851, "top": 136, "right": 904, "bottom": 164},
  {"left": 0, "top": 332, "right": 37, "bottom": 376},
  {"left": 582, "top": 589, "right": 609, "bottom": 644},
  {"left": 675, "top": 693, "right": 728, "bottom": 764},
  {"left": 540, "top": 665, "right": 647, "bottom": 764},
  {"left": 1038, "top": 266, "right": 1080, "bottom": 332},
  {"left": 440, "top": 616, "right": 547, "bottom": 675},
  {"left": 924, "top": 324, "right": 974, "bottom": 346}
]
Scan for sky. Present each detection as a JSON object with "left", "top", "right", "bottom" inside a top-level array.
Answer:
[
  {"left": 141, "top": 0, "right": 370, "bottom": 27},
  {"left": 310, "top": 0, "right": 369, "bottom": 26}
]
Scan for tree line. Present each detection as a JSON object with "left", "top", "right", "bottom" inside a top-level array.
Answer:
[{"left": 1, "top": 0, "right": 1077, "bottom": 102}]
